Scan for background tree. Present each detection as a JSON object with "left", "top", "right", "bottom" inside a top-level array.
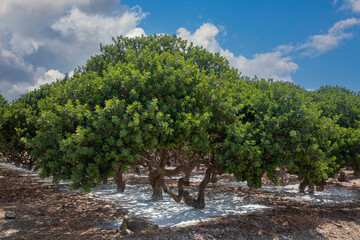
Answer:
[
  {"left": 309, "top": 86, "right": 360, "bottom": 175},
  {"left": 0, "top": 94, "right": 8, "bottom": 160},
  {"left": 0, "top": 80, "right": 65, "bottom": 169},
  {"left": 218, "top": 80, "right": 339, "bottom": 192}
]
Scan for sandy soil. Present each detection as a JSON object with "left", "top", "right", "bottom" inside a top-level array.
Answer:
[
  {"left": 0, "top": 165, "right": 126, "bottom": 240},
  {"left": 1, "top": 164, "right": 360, "bottom": 240}
]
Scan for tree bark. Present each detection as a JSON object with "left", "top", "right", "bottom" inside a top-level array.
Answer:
[
  {"left": 299, "top": 178, "right": 308, "bottom": 193},
  {"left": 33, "top": 165, "right": 40, "bottom": 171},
  {"left": 210, "top": 170, "right": 218, "bottom": 183},
  {"left": 299, "top": 178, "right": 315, "bottom": 193},
  {"left": 338, "top": 171, "right": 348, "bottom": 182},
  {"left": 307, "top": 181, "right": 314, "bottom": 193},
  {"left": 135, "top": 166, "right": 141, "bottom": 175},
  {"left": 149, "top": 170, "right": 164, "bottom": 200},
  {"left": 315, "top": 179, "right": 326, "bottom": 192},
  {"left": 178, "top": 166, "right": 214, "bottom": 209},
  {"left": 115, "top": 166, "right": 125, "bottom": 192},
  {"left": 162, "top": 183, "right": 182, "bottom": 202},
  {"left": 102, "top": 176, "right": 108, "bottom": 184}
]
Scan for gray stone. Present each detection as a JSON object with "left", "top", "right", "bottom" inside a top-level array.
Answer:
[
  {"left": 120, "top": 215, "right": 158, "bottom": 232},
  {"left": 5, "top": 211, "right": 16, "bottom": 219},
  {"left": 121, "top": 228, "right": 133, "bottom": 235}
]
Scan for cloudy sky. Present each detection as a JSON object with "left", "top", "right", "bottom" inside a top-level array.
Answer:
[{"left": 1, "top": 0, "right": 360, "bottom": 100}]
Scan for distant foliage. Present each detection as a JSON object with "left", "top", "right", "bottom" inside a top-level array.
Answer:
[
  {"left": 309, "top": 86, "right": 360, "bottom": 129},
  {"left": 219, "top": 80, "right": 339, "bottom": 187},
  {"left": 0, "top": 80, "right": 65, "bottom": 168},
  {"left": 308, "top": 86, "right": 360, "bottom": 174}
]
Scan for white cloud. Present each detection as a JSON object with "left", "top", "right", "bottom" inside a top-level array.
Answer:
[
  {"left": 299, "top": 18, "right": 360, "bottom": 56},
  {"left": 0, "top": 0, "right": 118, "bottom": 18},
  {"left": 0, "top": 1, "right": 147, "bottom": 100},
  {"left": 342, "top": 0, "right": 360, "bottom": 13},
  {"left": 52, "top": 7, "right": 146, "bottom": 43},
  {"left": 232, "top": 52, "right": 298, "bottom": 82},
  {"left": 177, "top": 23, "right": 298, "bottom": 82},
  {"left": 330, "top": 17, "right": 360, "bottom": 32},
  {"left": 30, "top": 69, "right": 65, "bottom": 92},
  {"left": 47, "top": 6, "right": 147, "bottom": 69},
  {"left": 7, "top": 69, "right": 64, "bottom": 96},
  {"left": 9, "top": 33, "right": 42, "bottom": 57},
  {"left": 177, "top": 23, "right": 221, "bottom": 53},
  {"left": 0, "top": 45, "right": 34, "bottom": 73},
  {"left": 0, "top": 43, "right": 64, "bottom": 98},
  {"left": 126, "top": 28, "right": 147, "bottom": 38}
]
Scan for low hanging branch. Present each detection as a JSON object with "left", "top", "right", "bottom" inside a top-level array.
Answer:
[{"left": 162, "top": 183, "right": 182, "bottom": 202}]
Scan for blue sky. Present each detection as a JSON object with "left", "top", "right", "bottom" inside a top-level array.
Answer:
[
  {"left": 124, "top": 0, "right": 360, "bottom": 91},
  {"left": 0, "top": 0, "right": 359, "bottom": 100}
]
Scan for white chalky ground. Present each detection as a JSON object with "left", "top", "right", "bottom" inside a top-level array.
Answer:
[
  {"left": 92, "top": 183, "right": 269, "bottom": 227},
  {"left": 215, "top": 181, "right": 359, "bottom": 205},
  {"left": 1, "top": 162, "right": 359, "bottom": 228}
]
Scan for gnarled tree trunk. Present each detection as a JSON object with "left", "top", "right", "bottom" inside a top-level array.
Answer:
[
  {"left": 115, "top": 166, "right": 125, "bottom": 192},
  {"left": 315, "top": 179, "right": 326, "bottom": 191},
  {"left": 307, "top": 181, "right": 314, "bottom": 193},
  {"left": 210, "top": 170, "right": 218, "bottom": 183},
  {"left": 299, "top": 178, "right": 314, "bottom": 193},
  {"left": 148, "top": 149, "right": 170, "bottom": 200},
  {"left": 338, "top": 171, "right": 348, "bottom": 182},
  {"left": 178, "top": 166, "right": 215, "bottom": 209},
  {"left": 299, "top": 178, "right": 308, "bottom": 193},
  {"left": 149, "top": 170, "right": 164, "bottom": 200}
]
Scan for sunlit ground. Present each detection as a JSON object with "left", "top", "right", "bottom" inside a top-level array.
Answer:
[{"left": 1, "top": 162, "right": 359, "bottom": 228}]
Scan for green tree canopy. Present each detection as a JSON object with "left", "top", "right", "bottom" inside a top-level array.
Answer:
[
  {"left": 309, "top": 85, "right": 360, "bottom": 129},
  {"left": 0, "top": 34, "right": 354, "bottom": 209},
  {"left": 218, "top": 80, "right": 339, "bottom": 189},
  {"left": 309, "top": 86, "right": 360, "bottom": 174}
]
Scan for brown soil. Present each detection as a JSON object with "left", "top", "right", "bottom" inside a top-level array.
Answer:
[
  {"left": 1, "top": 165, "right": 360, "bottom": 240},
  {"left": 0, "top": 166, "right": 126, "bottom": 240}
]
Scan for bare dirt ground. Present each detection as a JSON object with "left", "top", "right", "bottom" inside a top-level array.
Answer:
[
  {"left": 1, "top": 164, "right": 360, "bottom": 240},
  {"left": 0, "top": 166, "right": 126, "bottom": 240}
]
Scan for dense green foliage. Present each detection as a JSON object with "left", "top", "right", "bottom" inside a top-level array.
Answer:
[
  {"left": 0, "top": 94, "right": 8, "bottom": 143},
  {"left": 30, "top": 35, "right": 240, "bottom": 192},
  {"left": 218, "top": 80, "right": 339, "bottom": 187},
  {"left": 309, "top": 86, "right": 360, "bottom": 173},
  {"left": 0, "top": 94, "right": 7, "bottom": 108},
  {"left": 1, "top": 35, "right": 359, "bottom": 207},
  {"left": 309, "top": 86, "right": 360, "bottom": 129},
  {"left": 0, "top": 81, "right": 64, "bottom": 168}
]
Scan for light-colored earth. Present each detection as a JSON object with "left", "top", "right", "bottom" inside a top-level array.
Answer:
[{"left": 1, "top": 162, "right": 359, "bottom": 239}]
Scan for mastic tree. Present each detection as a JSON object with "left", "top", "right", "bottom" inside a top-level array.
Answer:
[
  {"left": 0, "top": 80, "right": 64, "bottom": 169},
  {"left": 0, "top": 100, "right": 33, "bottom": 167},
  {"left": 0, "top": 94, "right": 7, "bottom": 121},
  {"left": 309, "top": 86, "right": 360, "bottom": 174},
  {"left": 28, "top": 35, "right": 353, "bottom": 208},
  {"left": 310, "top": 86, "right": 360, "bottom": 129},
  {"left": 0, "top": 94, "right": 6, "bottom": 107},
  {"left": 31, "top": 35, "right": 246, "bottom": 208},
  {"left": 331, "top": 127, "right": 360, "bottom": 176},
  {"left": 0, "top": 94, "right": 8, "bottom": 158},
  {"left": 218, "top": 80, "right": 339, "bottom": 192}
]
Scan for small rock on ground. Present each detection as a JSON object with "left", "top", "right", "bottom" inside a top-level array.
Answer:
[
  {"left": 5, "top": 211, "right": 16, "bottom": 219},
  {"left": 121, "top": 215, "right": 158, "bottom": 232}
]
